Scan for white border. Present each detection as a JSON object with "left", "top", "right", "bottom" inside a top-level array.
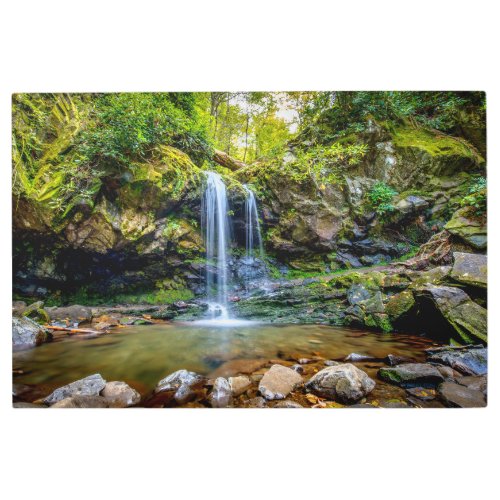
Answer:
[{"left": 1, "top": 1, "right": 498, "bottom": 499}]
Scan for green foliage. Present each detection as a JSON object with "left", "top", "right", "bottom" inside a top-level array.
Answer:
[
  {"left": 368, "top": 182, "right": 398, "bottom": 216},
  {"left": 461, "top": 176, "right": 486, "bottom": 216}
]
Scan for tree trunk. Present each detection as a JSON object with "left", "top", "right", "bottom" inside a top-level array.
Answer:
[{"left": 213, "top": 149, "right": 248, "bottom": 172}]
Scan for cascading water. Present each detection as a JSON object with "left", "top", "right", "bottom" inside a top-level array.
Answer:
[
  {"left": 243, "top": 185, "right": 268, "bottom": 285},
  {"left": 202, "top": 172, "right": 231, "bottom": 319}
]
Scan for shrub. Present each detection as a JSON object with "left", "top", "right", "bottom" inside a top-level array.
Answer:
[
  {"left": 461, "top": 176, "right": 486, "bottom": 216},
  {"left": 368, "top": 181, "right": 398, "bottom": 216}
]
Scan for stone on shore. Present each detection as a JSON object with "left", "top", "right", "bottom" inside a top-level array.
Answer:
[
  {"left": 45, "top": 305, "right": 93, "bottom": 325},
  {"left": 259, "top": 364, "right": 303, "bottom": 400},
  {"left": 438, "top": 381, "right": 486, "bottom": 408},
  {"left": 101, "top": 381, "right": 141, "bottom": 407},
  {"left": 426, "top": 345, "right": 487, "bottom": 376},
  {"left": 12, "top": 317, "right": 51, "bottom": 349},
  {"left": 378, "top": 363, "right": 444, "bottom": 388},
  {"left": 51, "top": 395, "right": 110, "bottom": 408},
  {"left": 228, "top": 376, "right": 252, "bottom": 397},
  {"left": 44, "top": 374, "right": 107, "bottom": 404},
  {"left": 210, "top": 377, "right": 232, "bottom": 408}
]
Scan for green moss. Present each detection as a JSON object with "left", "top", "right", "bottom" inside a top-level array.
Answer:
[{"left": 392, "top": 127, "right": 484, "bottom": 163}]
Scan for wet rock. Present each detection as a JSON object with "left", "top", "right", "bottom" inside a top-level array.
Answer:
[
  {"left": 101, "top": 381, "right": 141, "bottom": 407},
  {"left": 450, "top": 252, "right": 487, "bottom": 288},
  {"left": 155, "top": 369, "right": 205, "bottom": 394},
  {"left": 384, "top": 354, "right": 414, "bottom": 366},
  {"left": 438, "top": 381, "right": 486, "bottom": 408},
  {"left": 259, "top": 364, "right": 303, "bottom": 400},
  {"left": 291, "top": 364, "right": 304, "bottom": 374},
  {"left": 324, "top": 360, "right": 341, "bottom": 367},
  {"left": 44, "top": 374, "right": 107, "bottom": 404},
  {"left": 347, "top": 284, "right": 371, "bottom": 305},
  {"left": 210, "top": 377, "right": 232, "bottom": 408},
  {"left": 272, "top": 400, "right": 304, "bottom": 408},
  {"left": 243, "top": 397, "right": 267, "bottom": 408},
  {"left": 426, "top": 345, "right": 487, "bottom": 376},
  {"left": 445, "top": 207, "right": 486, "bottom": 250},
  {"left": 229, "top": 376, "right": 252, "bottom": 397},
  {"left": 174, "top": 384, "right": 198, "bottom": 405},
  {"left": 456, "top": 375, "right": 487, "bottom": 395},
  {"left": 436, "top": 366, "right": 456, "bottom": 379},
  {"left": 405, "top": 387, "right": 437, "bottom": 401},
  {"left": 344, "top": 353, "right": 378, "bottom": 362},
  {"left": 12, "top": 317, "right": 51, "bottom": 349},
  {"left": 385, "top": 291, "right": 415, "bottom": 321},
  {"left": 378, "top": 363, "right": 444, "bottom": 388},
  {"left": 306, "top": 363, "right": 376, "bottom": 403},
  {"left": 46, "top": 305, "right": 92, "bottom": 326},
  {"left": 51, "top": 395, "right": 110, "bottom": 408}
]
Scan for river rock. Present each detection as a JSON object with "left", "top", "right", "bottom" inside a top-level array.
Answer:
[
  {"left": 344, "top": 353, "right": 378, "bottom": 362},
  {"left": 438, "top": 381, "right": 486, "bottom": 408},
  {"left": 259, "top": 364, "right": 303, "bottom": 400},
  {"left": 155, "top": 369, "right": 205, "bottom": 394},
  {"left": 209, "top": 358, "right": 268, "bottom": 378},
  {"left": 45, "top": 305, "right": 93, "bottom": 325},
  {"left": 272, "top": 400, "right": 304, "bottom": 408},
  {"left": 229, "top": 376, "right": 252, "bottom": 397},
  {"left": 101, "top": 381, "right": 141, "bottom": 407},
  {"left": 456, "top": 375, "right": 487, "bottom": 395},
  {"left": 210, "top": 377, "right": 232, "bottom": 408},
  {"left": 44, "top": 374, "right": 107, "bottom": 404},
  {"left": 384, "top": 354, "right": 414, "bottom": 366},
  {"left": 242, "top": 397, "right": 267, "bottom": 408},
  {"left": 450, "top": 252, "right": 487, "bottom": 288},
  {"left": 305, "top": 363, "right": 375, "bottom": 403},
  {"left": 291, "top": 364, "right": 304, "bottom": 374},
  {"left": 51, "top": 395, "right": 110, "bottom": 408},
  {"left": 405, "top": 387, "right": 437, "bottom": 401},
  {"left": 174, "top": 384, "right": 198, "bottom": 405},
  {"left": 12, "top": 317, "right": 51, "bottom": 349},
  {"left": 378, "top": 363, "right": 444, "bottom": 388},
  {"left": 425, "top": 345, "right": 487, "bottom": 376}
]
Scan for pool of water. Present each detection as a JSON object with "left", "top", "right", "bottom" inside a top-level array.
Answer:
[{"left": 13, "top": 322, "right": 438, "bottom": 396}]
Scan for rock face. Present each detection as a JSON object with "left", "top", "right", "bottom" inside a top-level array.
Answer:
[
  {"left": 438, "top": 382, "right": 486, "bottom": 408},
  {"left": 305, "top": 363, "right": 375, "bottom": 403},
  {"left": 210, "top": 377, "right": 232, "bottom": 408},
  {"left": 101, "top": 381, "right": 141, "bottom": 407},
  {"left": 259, "top": 365, "right": 303, "bottom": 400},
  {"left": 12, "top": 317, "right": 51, "bottom": 349},
  {"left": 416, "top": 285, "right": 487, "bottom": 344},
  {"left": 51, "top": 395, "right": 110, "bottom": 408},
  {"left": 378, "top": 363, "right": 444, "bottom": 388},
  {"left": 450, "top": 252, "right": 487, "bottom": 288},
  {"left": 45, "top": 305, "right": 93, "bottom": 325},
  {"left": 44, "top": 374, "right": 107, "bottom": 404},
  {"left": 426, "top": 345, "right": 487, "bottom": 376}
]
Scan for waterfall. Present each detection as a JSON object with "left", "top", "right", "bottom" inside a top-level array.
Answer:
[
  {"left": 243, "top": 185, "right": 268, "bottom": 280},
  {"left": 202, "top": 172, "right": 231, "bottom": 319}
]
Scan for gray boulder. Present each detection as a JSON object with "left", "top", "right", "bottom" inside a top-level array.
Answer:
[
  {"left": 45, "top": 305, "right": 93, "bottom": 325},
  {"left": 44, "top": 374, "right": 107, "bottom": 404},
  {"left": 426, "top": 345, "right": 487, "bottom": 376},
  {"left": 438, "top": 381, "right": 486, "bottom": 408},
  {"left": 51, "top": 395, "right": 110, "bottom": 408},
  {"left": 12, "top": 317, "right": 51, "bottom": 349},
  {"left": 347, "top": 284, "right": 371, "bottom": 306},
  {"left": 259, "top": 364, "right": 303, "bottom": 400},
  {"left": 210, "top": 377, "right": 232, "bottom": 408},
  {"left": 450, "top": 252, "right": 487, "bottom": 288},
  {"left": 378, "top": 363, "right": 444, "bottom": 388},
  {"left": 155, "top": 369, "right": 205, "bottom": 394},
  {"left": 228, "top": 376, "right": 252, "bottom": 397},
  {"left": 306, "top": 363, "right": 375, "bottom": 403}
]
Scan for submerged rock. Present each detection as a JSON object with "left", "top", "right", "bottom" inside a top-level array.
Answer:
[
  {"left": 259, "top": 364, "right": 303, "bottom": 400},
  {"left": 51, "top": 395, "right": 110, "bottom": 408},
  {"left": 425, "top": 345, "right": 487, "bottom": 376},
  {"left": 450, "top": 252, "right": 487, "bottom": 288},
  {"left": 378, "top": 363, "right": 444, "bottom": 388},
  {"left": 438, "top": 381, "right": 486, "bottom": 408},
  {"left": 12, "top": 317, "right": 51, "bottom": 349},
  {"left": 305, "top": 363, "right": 375, "bottom": 403},
  {"left": 101, "top": 381, "right": 141, "bottom": 407},
  {"left": 210, "top": 377, "right": 232, "bottom": 408},
  {"left": 44, "top": 374, "right": 107, "bottom": 404}
]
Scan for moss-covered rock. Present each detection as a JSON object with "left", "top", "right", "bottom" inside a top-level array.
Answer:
[{"left": 445, "top": 207, "right": 487, "bottom": 250}]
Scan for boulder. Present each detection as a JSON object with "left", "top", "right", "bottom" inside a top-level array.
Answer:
[
  {"left": 305, "top": 363, "right": 375, "bottom": 403},
  {"left": 385, "top": 291, "right": 415, "bottom": 320},
  {"left": 174, "top": 384, "right": 198, "bottom": 405},
  {"left": 378, "top": 363, "right": 444, "bottom": 388},
  {"left": 445, "top": 207, "right": 486, "bottom": 250},
  {"left": 425, "top": 345, "right": 487, "bottom": 376},
  {"left": 259, "top": 364, "right": 303, "bottom": 400},
  {"left": 456, "top": 375, "right": 487, "bottom": 395},
  {"left": 46, "top": 305, "right": 93, "bottom": 325},
  {"left": 450, "top": 252, "right": 487, "bottom": 288},
  {"left": 228, "top": 376, "right": 252, "bottom": 397},
  {"left": 101, "top": 381, "right": 141, "bottom": 407},
  {"left": 384, "top": 354, "right": 415, "bottom": 366},
  {"left": 12, "top": 317, "right": 51, "bottom": 349},
  {"left": 155, "top": 369, "right": 205, "bottom": 394},
  {"left": 416, "top": 285, "right": 487, "bottom": 344},
  {"left": 51, "top": 395, "right": 110, "bottom": 408},
  {"left": 438, "top": 381, "right": 486, "bottom": 408},
  {"left": 347, "top": 284, "right": 372, "bottom": 306},
  {"left": 210, "top": 377, "right": 232, "bottom": 408},
  {"left": 12, "top": 301, "right": 27, "bottom": 316},
  {"left": 44, "top": 374, "right": 107, "bottom": 404}
]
